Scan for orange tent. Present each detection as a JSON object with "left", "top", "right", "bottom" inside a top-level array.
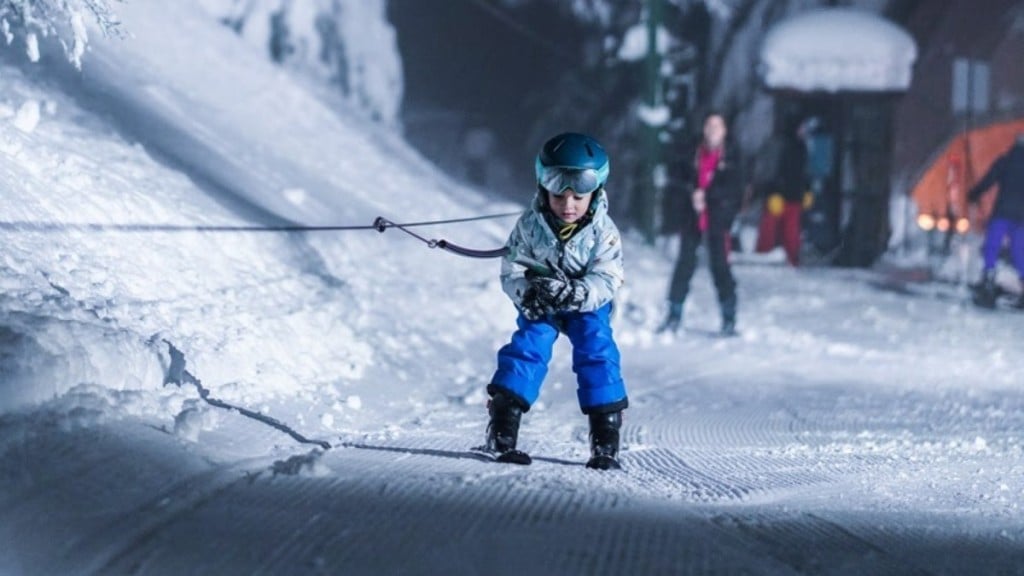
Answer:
[{"left": 911, "top": 118, "right": 1024, "bottom": 233}]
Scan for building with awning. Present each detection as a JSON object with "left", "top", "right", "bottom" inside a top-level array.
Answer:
[
  {"left": 911, "top": 118, "right": 1024, "bottom": 231},
  {"left": 759, "top": 7, "right": 917, "bottom": 267},
  {"left": 893, "top": 0, "right": 1024, "bottom": 261}
]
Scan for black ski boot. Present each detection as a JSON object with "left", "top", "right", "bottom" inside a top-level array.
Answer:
[
  {"left": 586, "top": 411, "right": 623, "bottom": 470},
  {"left": 972, "top": 271, "right": 998, "bottom": 309},
  {"left": 656, "top": 302, "right": 683, "bottom": 334},
  {"left": 721, "top": 295, "right": 738, "bottom": 336},
  {"left": 485, "top": 392, "right": 531, "bottom": 465}
]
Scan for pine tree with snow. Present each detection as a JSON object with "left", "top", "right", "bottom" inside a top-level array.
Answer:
[
  {"left": 0, "top": 0, "right": 124, "bottom": 68},
  {"left": 202, "top": 0, "right": 403, "bottom": 127}
]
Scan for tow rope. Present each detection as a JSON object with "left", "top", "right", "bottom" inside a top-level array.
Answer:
[{"left": 0, "top": 211, "right": 519, "bottom": 259}]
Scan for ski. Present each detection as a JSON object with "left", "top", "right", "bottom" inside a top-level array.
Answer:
[
  {"left": 585, "top": 455, "right": 622, "bottom": 471},
  {"left": 970, "top": 282, "right": 1024, "bottom": 311},
  {"left": 495, "top": 449, "right": 533, "bottom": 465},
  {"left": 969, "top": 282, "right": 998, "bottom": 309},
  {"left": 471, "top": 445, "right": 532, "bottom": 465}
]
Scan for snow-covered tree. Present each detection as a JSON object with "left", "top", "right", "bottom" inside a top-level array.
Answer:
[
  {"left": 494, "top": 0, "right": 897, "bottom": 230},
  {"left": 0, "top": 0, "right": 124, "bottom": 68},
  {"left": 200, "top": 0, "right": 404, "bottom": 127},
  {"left": 499, "top": 0, "right": 893, "bottom": 147}
]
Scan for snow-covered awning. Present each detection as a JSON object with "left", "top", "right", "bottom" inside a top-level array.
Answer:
[{"left": 759, "top": 8, "right": 917, "bottom": 93}]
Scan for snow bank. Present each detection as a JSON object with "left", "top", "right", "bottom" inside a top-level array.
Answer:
[
  {"left": 0, "top": 1, "right": 516, "bottom": 415},
  {"left": 760, "top": 8, "right": 917, "bottom": 93},
  {"left": 0, "top": 62, "right": 364, "bottom": 412}
]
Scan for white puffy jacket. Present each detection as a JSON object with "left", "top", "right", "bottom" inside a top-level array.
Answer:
[{"left": 501, "top": 190, "right": 624, "bottom": 313}]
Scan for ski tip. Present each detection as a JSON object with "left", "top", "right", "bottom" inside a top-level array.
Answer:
[
  {"left": 471, "top": 445, "right": 533, "bottom": 465},
  {"left": 585, "top": 455, "right": 622, "bottom": 471},
  {"left": 495, "top": 450, "right": 533, "bottom": 465}
]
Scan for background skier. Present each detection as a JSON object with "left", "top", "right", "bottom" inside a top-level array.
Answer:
[
  {"left": 658, "top": 112, "right": 744, "bottom": 335},
  {"left": 756, "top": 118, "right": 810, "bottom": 266},
  {"left": 968, "top": 134, "right": 1024, "bottom": 309},
  {"left": 485, "top": 132, "right": 629, "bottom": 470}
]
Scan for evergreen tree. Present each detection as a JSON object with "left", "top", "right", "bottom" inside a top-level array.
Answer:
[{"left": 0, "top": 0, "right": 124, "bottom": 68}]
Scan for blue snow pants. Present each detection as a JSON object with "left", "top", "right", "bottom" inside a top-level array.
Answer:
[
  {"left": 490, "top": 303, "right": 628, "bottom": 414},
  {"left": 982, "top": 218, "right": 1024, "bottom": 278}
]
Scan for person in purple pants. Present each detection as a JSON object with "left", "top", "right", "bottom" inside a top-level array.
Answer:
[{"left": 968, "top": 134, "right": 1024, "bottom": 309}]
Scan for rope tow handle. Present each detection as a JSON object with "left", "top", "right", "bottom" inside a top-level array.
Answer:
[
  {"left": 435, "top": 240, "right": 509, "bottom": 259},
  {"left": 373, "top": 216, "right": 512, "bottom": 259}
]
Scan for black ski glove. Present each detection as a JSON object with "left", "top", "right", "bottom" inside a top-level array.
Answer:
[
  {"left": 519, "top": 285, "right": 554, "bottom": 320},
  {"left": 529, "top": 269, "right": 588, "bottom": 312}
]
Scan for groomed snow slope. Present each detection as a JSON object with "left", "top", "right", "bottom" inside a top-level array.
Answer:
[{"left": 1, "top": 1, "right": 1023, "bottom": 574}]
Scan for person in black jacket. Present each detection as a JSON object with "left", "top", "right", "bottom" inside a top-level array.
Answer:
[
  {"left": 756, "top": 120, "right": 809, "bottom": 266},
  {"left": 968, "top": 134, "right": 1024, "bottom": 309},
  {"left": 658, "top": 112, "right": 744, "bottom": 335}
]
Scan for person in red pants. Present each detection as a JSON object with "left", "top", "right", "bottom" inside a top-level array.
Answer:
[{"left": 756, "top": 121, "right": 809, "bottom": 266}]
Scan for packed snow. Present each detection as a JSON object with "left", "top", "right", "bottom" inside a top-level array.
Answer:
[
  {"left": 760, "top": 7, "right": 918, "bottom": 93},
  {"left": 636, "top": 102, "right": 672, "bottom": 127},
  {"left": 617, "top": 22, "right": 674, "bottom": 61},
  {"left": 1, "top": 1, "right": 1022, "bottom": 574}
]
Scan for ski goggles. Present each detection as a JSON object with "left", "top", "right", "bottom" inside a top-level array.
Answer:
[{"left": 536, "top": 164, "right": 605, "bottom": 196}]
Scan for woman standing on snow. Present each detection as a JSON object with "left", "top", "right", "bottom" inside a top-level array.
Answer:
[{"left": 658, "top": 112, "right": 744, "bottom": 335}]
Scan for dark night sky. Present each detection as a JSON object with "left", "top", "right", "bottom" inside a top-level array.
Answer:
[
  {"left": 389, "top": 0, "right": 571, "bottom": 117},
  {"left": 388, "top": 0, "right": 593, "bottom": 191}
]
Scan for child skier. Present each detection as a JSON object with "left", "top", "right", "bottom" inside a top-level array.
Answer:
[{"left": 484, "top": 132, "right": 629, "bottom": 470}]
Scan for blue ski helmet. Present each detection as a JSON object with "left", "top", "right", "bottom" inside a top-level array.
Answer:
[{"left": 535, "top": 132, "right": 610, "bottom": 196}]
